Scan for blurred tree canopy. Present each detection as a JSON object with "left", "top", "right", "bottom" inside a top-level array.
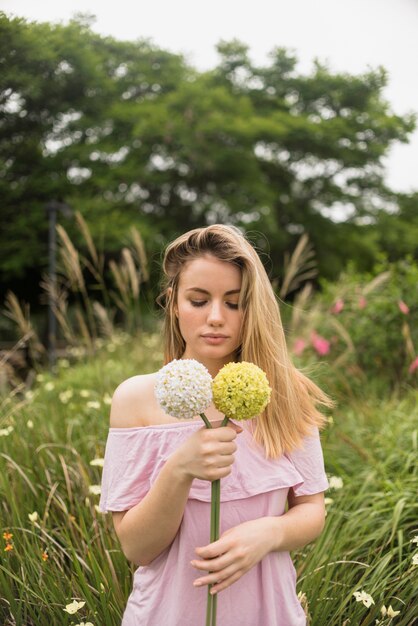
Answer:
[{"left": 0, "top": 12, "right": 416, "bottom": 298}]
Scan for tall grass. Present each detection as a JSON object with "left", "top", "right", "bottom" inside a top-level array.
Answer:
[{"left": 0, "top": 331, "right": 416, "bottom": 625}]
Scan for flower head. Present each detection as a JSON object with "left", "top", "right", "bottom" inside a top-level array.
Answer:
[
  {"left": 412, "top": 553, "right": 418, "bottom": 566},
  {"left": 381, "top": 605, "right": 400, "bottom": 618},
  {"left": 28, "top": 512, "right": 39, "bottom": 523},
  {"left": 212, "top": 362, "right": 271, "bottom": 420},
  {"left": 155, "top": 359, "right": 213, "bottom": 419},
  {"left": 328, "top": 476, "right": 344, "bottom": 490},
  {"left": 398, "top": 300, "right": 409, "bottom": 315},
  {"left": 311, "top": 331, "right": 330, "bottom": 356},
  {"left": 89, "top": 458, "right": 104, "bottom": 467},
  {"left": 63, "top": 600, "right": 86, "bottom": 614},
  {"left": 88, "top": 485, "right": 101, "bottom": 496},
  {"left": 353, "top": 590, "right": 375, "bottom": 608}
]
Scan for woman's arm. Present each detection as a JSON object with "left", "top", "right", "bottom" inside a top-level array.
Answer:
[
  {"left": 109, "top": 379, "right": 241, "bottom": 566},
  {"left": 191, "top": 491, "right": 326, "bottom": 594}
]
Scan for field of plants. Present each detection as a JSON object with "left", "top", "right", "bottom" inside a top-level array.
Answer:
[{"left": 0, "top": 324, "right": 417, "bottom": 625}]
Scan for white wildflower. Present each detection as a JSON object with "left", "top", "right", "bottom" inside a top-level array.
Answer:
[
  {"left": 155, "top": 359, "right": 212, "bottom": 419},
  {"left": 410, "top": 535, "right": 418, "bottom": 545},
  {"left": 381, "top": 605, "right": 401, "bottom": 618},
  {"left": 329, "top": 476, "right": 344, "bottom": 490},
  {"left": 36, "top": 374, "right": 45, "bottom": 383},
  {"left": 28, "top": 511, "right": 39, "bottom": 523},
  {"left": 412, "top": 553, "right": 418, "bottom": 566},
  {"left": 58, "top": 358, "right": 70, "bottom": 368},
  {"left": 88, "top": 485, "right": 101, "bottom": 496},
  {"left": 94, "top": 505, "right": 103, "bottom": 514},
  {"left": 324, "top": 497, "right": 334, "bottom": 506},
  {"left": 44, "top": 382, "right": 55, "bottom": 391},
  {"left": 75, "top": 622, "right": 94, "bottom": 626},
  {"left": 25, "top": 390, "right": 35, "bottom": 400},
  {"left": 80, "top": 390, "right": 91, "bottom": 398},
  {"left": 89, "top": 458, "right": 104, "bottom": 467},
  {"left": 86, "top": 401, "right": 101, "bottom": 410},
  {"left": 353, "top": 590, "right": 375, "bottom": 608},
  {"left": 27, "top": 420, "right": 34, "bottom": 429},
  {"left": 59, "top": 389, "right": 73, "bottom": 404},
  {"left": 63, "top": 600, "right": 86, "bottom": 614},
  {"left": 0, "top": 426, "right": 13, "bottom": 437},
  {"left": 103, "top": 393, "right": 112, "bottom": 405}
]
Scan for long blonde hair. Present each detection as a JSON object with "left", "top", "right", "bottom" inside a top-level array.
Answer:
[{"left": 158, "top": 224, "right": 332, "bottom": 458}]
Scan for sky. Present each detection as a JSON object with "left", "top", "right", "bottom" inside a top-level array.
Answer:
[{"left": 2, "top": 0, "right": 418, "bottom": 193}]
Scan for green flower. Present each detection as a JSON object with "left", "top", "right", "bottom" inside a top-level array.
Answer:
[{"left": 212, "top": 361, "right": 271, "bottom": 420}]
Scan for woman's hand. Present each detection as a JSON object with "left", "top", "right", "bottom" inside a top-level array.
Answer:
[
  {"left": 191, "top": 518, "right": 274, "bottom": 594},
  {"left": 171, "top": 422, "right": 242, "bottom": 483}
]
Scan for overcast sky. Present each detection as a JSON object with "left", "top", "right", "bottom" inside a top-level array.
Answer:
[{"left": 3, "top": 0, "right": 418, "bottom": 193}]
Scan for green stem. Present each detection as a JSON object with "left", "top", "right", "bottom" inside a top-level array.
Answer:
[{"left": 201, "top": 413, "right": 230, "bottom": 626}]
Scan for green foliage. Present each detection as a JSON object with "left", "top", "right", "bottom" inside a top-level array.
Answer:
[
  {"left": 0, "top": 12, "right": 416, "bottom": 295},
  {"left": 290, "top": 258, "right": 418, "bottom": 392},
  {"left": 0, "top": 333, "right": 416, "bottom": 625}
]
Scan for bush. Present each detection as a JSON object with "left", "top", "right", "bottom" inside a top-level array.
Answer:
[{"left": 289, "top": 257, "right": 418, "bottom": 392}]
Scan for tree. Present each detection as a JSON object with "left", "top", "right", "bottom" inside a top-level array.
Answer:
[{"left": 0, "top": 15, "right": 415, "bottom": 299}]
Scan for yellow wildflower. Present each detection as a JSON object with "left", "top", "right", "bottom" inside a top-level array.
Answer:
[
  {"left": 3, "top": 532, "right": 13, "bottom": 541},
  {"left": 212, "top": 361, "right": 271, "bottom": 420},
  {"left": 41, "top": 550, "right": 49, "bottom": 562},
  {"left": 4, "top": 543, "right": 13, "bottom": 552},
  {"left": 28, "top": 511, "right": 39, "bottom": 523}
]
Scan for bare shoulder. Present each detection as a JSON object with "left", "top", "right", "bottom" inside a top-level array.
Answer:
[{"left": 109, "top": 373, "right": 159, "bottom": 428}]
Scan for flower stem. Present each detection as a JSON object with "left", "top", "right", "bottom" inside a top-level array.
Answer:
[{"left": 200, "top": 413, "right": 212, "bottom": 429}]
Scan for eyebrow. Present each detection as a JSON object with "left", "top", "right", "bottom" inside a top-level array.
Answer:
[{"left": 186, "top": 288, "right": 241, "bottom": 296}]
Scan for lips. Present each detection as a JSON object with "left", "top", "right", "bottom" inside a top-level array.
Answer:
[{"left": 201, "top": 334, "right": 228, "bottom": 338}]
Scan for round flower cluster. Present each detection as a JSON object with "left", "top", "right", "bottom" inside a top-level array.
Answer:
[
  {"left": 212, "top": 361, "right": 271, "bottom": 420},
  {"left": 155, "top": 359, "right": 213, "bottom": 419}
]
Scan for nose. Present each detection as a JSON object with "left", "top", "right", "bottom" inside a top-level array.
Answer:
[{"left": 207, "top": 300, "right": 224, "bottom": 326}]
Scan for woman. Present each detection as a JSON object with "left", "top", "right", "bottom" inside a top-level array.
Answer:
[{"left": 99, "top": 224, "right": 332, "bottom": 625}]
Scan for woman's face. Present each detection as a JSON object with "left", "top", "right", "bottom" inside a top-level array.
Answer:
[{"left": 175, "top": 255, "right": 243, "bottom": 374}]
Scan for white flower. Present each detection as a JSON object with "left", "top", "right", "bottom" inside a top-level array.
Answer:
[
  {"left": 59, "top": 390, "right": 73, "bottom": 404},
  {"left": 353, "top": 590, "right": 375, "bottom": 608},
  {"left": 0, "top": 426, "right": 13, "bottom": 437},
  {"left": 44, "top": 382, "right": 55, "bottom": 391},
  {"left": 80, "top": 390, "right": 91, "bottom": 398},
  {"left": 155, "top": 359, "right": 213, "bottom": 419},
  {"left": 36, "top": 374, "right": 45, "bottom": 382},
  {"left": 27, "top": 420, "right": 34, "bottom": 429},
  {"left": 324, "top": 497, "right": 334, "bottom": 506},
  {"left": 28, "top": 511, "right": 39, "bottom": 523},
  {"left": 410, "top": 535, "right": 418, "bottom": 545},
  {"left": 94, "top": 505, "right": 103, "bottom": 514},
  {"left": 63, "top": 600, "right": 86, "bottom": 614},
  {"left": 58, "top": 358, "right": 70, "bottom": 368},
  {"left": 381, "top": 605, "right": 401, "bottom": 618},
  {"left": 412, "top": 553, "right": 418, "bottom": 566},
  {"left": 103, "top": 393, "right": 112, "bottom": 405},
  {"left": 89, "top": 458, "right": 104, "bottom": 467},
  {"left": 86, "top": 401, "right": 101, "bottom": 410},
  {"left": 74, "top": 622, "right": 94, "bottom": 626},
  {"left": 25, "top": 390, "right": 35, "bottom": 400},
  {"left": 88, "top": 485, "right": 101, "bottom": 496},
  {"left": 329, "top": 476, "right": 344, "bottom": 490}
]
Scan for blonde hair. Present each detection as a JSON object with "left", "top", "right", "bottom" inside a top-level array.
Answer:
[{"left": 158, "top": 224, "right": 332, "bottom": 458}]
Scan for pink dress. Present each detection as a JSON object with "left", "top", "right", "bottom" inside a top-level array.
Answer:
[{"left": 99, "top": 420, "right": 329, "bottom": 626}]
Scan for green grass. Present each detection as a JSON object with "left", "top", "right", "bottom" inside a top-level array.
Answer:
[{"left": 0, "top": 331, "right": 417, "bottom": 625}]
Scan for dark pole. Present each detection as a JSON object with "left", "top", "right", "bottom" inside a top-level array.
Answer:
[
  {"left": 45, "top": 201, "right": 72, "bottom": 374},
  {"left": 47, "top": 201, "right": 57, "bottom": 372}
]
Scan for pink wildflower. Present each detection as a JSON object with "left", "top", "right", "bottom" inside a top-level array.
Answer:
[
  {"left": 331, "top": 298, "right": 344, "bottom": 314},
  {"left": 293, "top": 338, "right": 306, "bottom": 356},
  {"left": 311, "top": 331, "right": 330, "bottom": 356},
  {"left": 409, "top": 357, "right": 418, "bottom": 374},
  {"left": 398, "top": 300, "right": 410, "bottom": 315},
  {"left": 358, "top": 296, "right": 367, "bottom": 309}
]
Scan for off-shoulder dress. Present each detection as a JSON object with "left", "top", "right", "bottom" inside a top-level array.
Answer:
[{"left": 99, "top": 420, "right": 329, "bottom": 626}]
